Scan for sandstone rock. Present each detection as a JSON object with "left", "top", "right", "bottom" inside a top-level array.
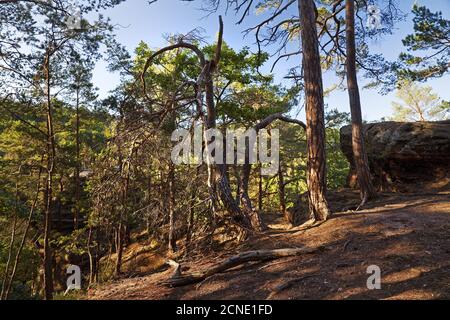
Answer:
[{"left": 340, "top": 121, "right": 450, "bottom": 191}]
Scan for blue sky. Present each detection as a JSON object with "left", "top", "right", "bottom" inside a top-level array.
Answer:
[{"left": 91, "top": 0, "right": 450, "bottom": 121}]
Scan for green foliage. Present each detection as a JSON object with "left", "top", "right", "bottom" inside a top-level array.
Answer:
[
  {"left": 398, "top": 5, "right": 450, "bottom": 81},
  {"left": 0, "top": 99, "right": 111, "bottom": 299},
  {"left": 0, "top": 237, "right": 40, "bottom": 300},
  {"left": 211, "top": 43, "right": 298, "bottom": 124},
  {"left": 253, "top": 108, "right": 350, "bottom": 213},
  {"left": 325, "top": 108, "right": 351, "bottom": 190},
  {"left": 390, "top": 80, "right": 449, "bottom": 122}
]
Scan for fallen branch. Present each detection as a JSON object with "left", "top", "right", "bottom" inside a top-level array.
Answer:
[{"left": 159, "top": 246, "right": 324, "bottom": 287}]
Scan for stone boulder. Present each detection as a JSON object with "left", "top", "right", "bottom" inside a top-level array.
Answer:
[{"left": 340, "top": 121, "right": 450, "bottom": 191}]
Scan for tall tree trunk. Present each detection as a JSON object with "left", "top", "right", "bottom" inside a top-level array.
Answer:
[
  {"left": 87, "top": 227, "right": 94, "bottom": 286},
  {"left": 3, "top": 163, "right": 43, "bottom": 300},
  {"left": 204, "top": 62, "right": 251, "bottom": 231},
  {"left": 185, "top": 167, "right": 199, "bottom": 254},
  {"left": 140, "top": 16, "right": 251, "bottom": 232},
  {"left": 345, "top": 0, "right": 376, "bottom": 206},
  {"left": 95, "top": 228, "right": 100, "bottom": 283},
  {"left": 258, "top": 163, "right": 263, "bottom": 212},
  {"left": 43, "top": 51, "right": 55, "bottom": 300},
  {"left": 0, "top": 180, "right": 19, "bottom": 300},
  {"left": 203, "top": 57, "right": 219, "bottom": 218},
  {"left": 277, "top": 163, "right": 288, "bottom": 222},
  {"left": 74, "top": 89, "right": 81, "bottom": 229},
  {"left": 298, "top": 0, "right": 331, "bottom": 221},
  {"left": 146, "top": 174, "right": 152, "bottom": 234},
  {"left": 168, "top": 161, "right": 177, "bottom": 253},
  {"left": 115, "top": 147, "right": 130, "bottom": 277},
  {"left": 204, "top": 17, "right": 252, "bottom": 232},
  {"left": 235, "top": 169, "right": 241, "bottom": 205},
  {"left": 56, "top": 177, "right": 63, "bottom": 230},
  {"left": 239, "top": 160, "right": 265, "bottom": 231},
  {"left": 115, "top": 223, "right": 124, "bottom": 276}
]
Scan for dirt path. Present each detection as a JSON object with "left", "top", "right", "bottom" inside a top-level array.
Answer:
[{"left": 89, "top": 192, "right": 450, "bottom": 300}]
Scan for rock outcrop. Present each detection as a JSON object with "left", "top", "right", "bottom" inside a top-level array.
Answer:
[{"left": 340, "top": 121, "right": 450, "bottom": 191}]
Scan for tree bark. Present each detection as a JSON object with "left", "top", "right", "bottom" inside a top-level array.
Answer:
[
  {"left": 95, "top": 228, "right": 100, "bottom": 283},
  {"left": 298, "top": 0, "right": 331, "bottom": 221},
  {"left": 239, "top": 144, "right": 265, "bottom": 232},
  {"left": 185, "top": 167, "right": 199, "bottom": 254},
  {"left": 74, "top": 88, "right": 81, "bottom": 229},
  {"left": 0, "top": 180, "right": 19, "bottom": 300},
  {"left": 87, "top": 227, "right": 95, "bottom": 286},
  {"left": 115, "top": 146, "right": 130, "bottom": 277},
  {"left": 345, "top": 0, "right": 376, "bottom": 205},
  {"left": 2, "top": 163, "right": 43, "bottom": 300},
  {"left": 168, "top": 161, "right": 177, "bottom": 253},
  {"left": 258, "top": 163, "right": 263, "bottom": 212},
  {"left": 43, "top": 51, "right": 55, "bottom": 300},
  {"left": 239, "top": 114, "right": 306, "bottom": 230},
  {"left": 277, "top": 163, "right": 288, "bottom": 222},
  {"left": 203, "top": 18, "right": 252, "bottom": 232},
  {"left": 140, "top": 16, "right": 252, "bottom": 232},
  {"left": 115, "top": 224, "right": 124, "bottom": 276}
]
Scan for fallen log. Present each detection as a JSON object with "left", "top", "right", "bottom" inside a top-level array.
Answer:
[{"left": 159, "top": 246, "right": 324, "bottom": 287}]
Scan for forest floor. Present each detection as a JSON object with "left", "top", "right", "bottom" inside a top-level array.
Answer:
[{"left": 88, "top": 190, "right": 450, "bottom": 300}]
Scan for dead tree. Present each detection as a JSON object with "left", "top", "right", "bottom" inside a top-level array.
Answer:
[
  {"left": 42, "top": 49, "right": 56, "bottom": 300},
  {"left": 0, "top": 172, "right": 19, "bottom": 300},
  {"left": 141, "top": 17, "right": 253, "bottom": 233}
]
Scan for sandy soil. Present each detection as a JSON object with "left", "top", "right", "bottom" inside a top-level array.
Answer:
[{"left": 88, "top": 191, "right": 450, "bottom": 300}]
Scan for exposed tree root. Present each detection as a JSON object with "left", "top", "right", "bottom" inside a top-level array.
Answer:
[
  {"left": 166, "top": 259, "right": 182, "bottom": 278},
  {"left": 266, "top": 275, "right": 316, "bottom": 300},
  {"left": 291, "top": 219, "right": 327, "bottom": 235},
  {"left": 292, "top": 218, "right": 317, "bottom": 230},
  {"left": 342, "top": 238, "right": 353, "bottom": 252},
  {"left": 355, "top": 193, "right": 368, "bottom": 211},
  {"left": 159, "top": 246, "right": 324, "bottom": 287}
]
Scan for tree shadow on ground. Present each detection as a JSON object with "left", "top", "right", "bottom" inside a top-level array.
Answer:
[
  {"left": 160, "top": 193, "right": 450, "bottom": 300},
  {"left": 90, "top": 192, "right": 450, "bottom": 300}
]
